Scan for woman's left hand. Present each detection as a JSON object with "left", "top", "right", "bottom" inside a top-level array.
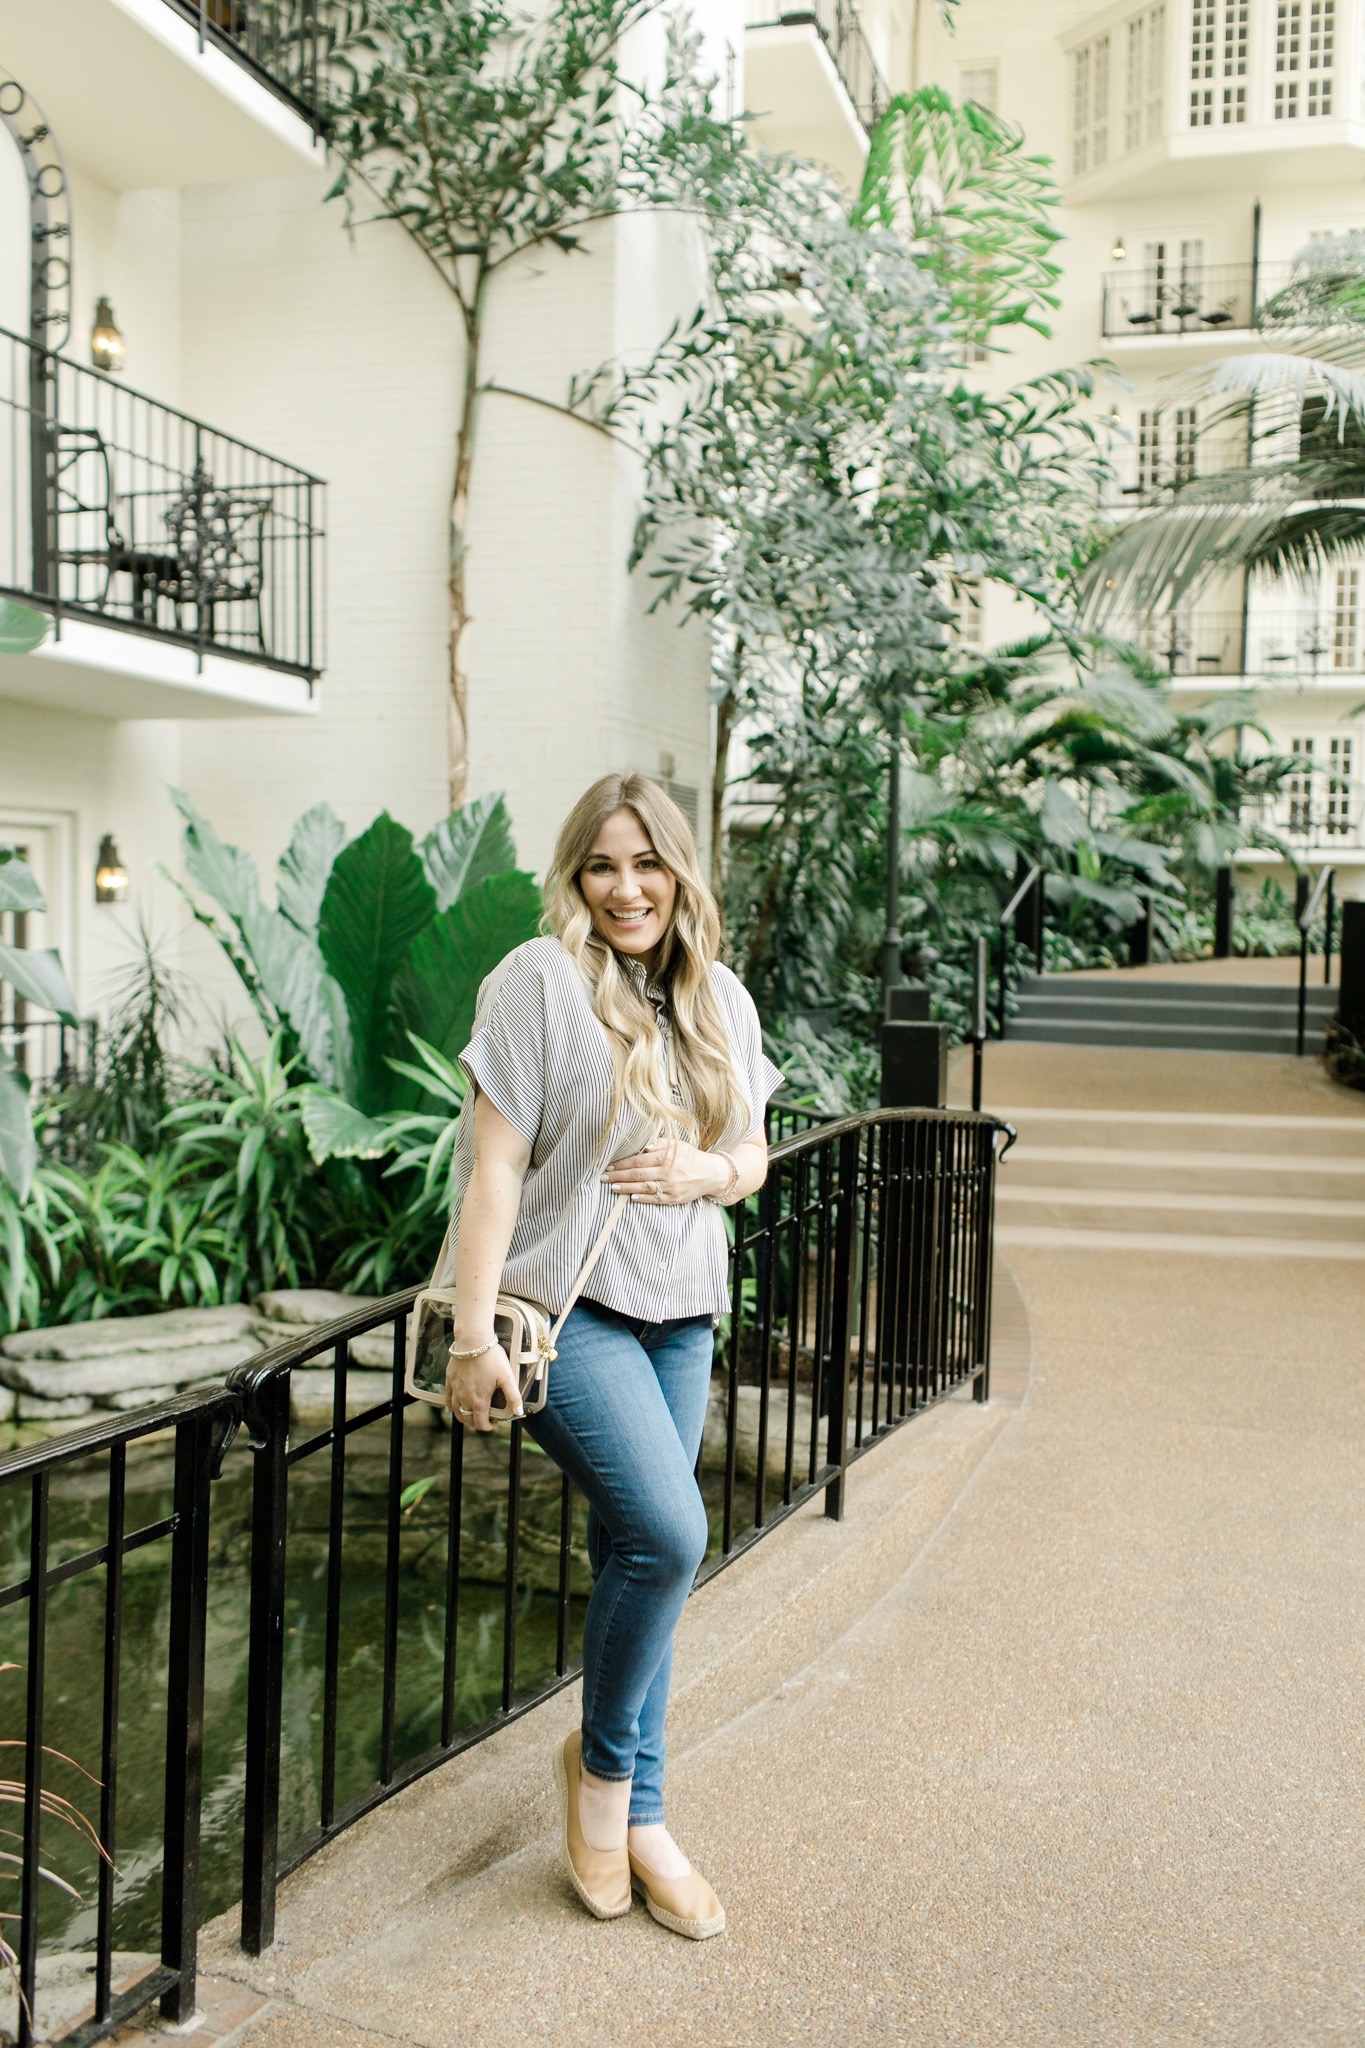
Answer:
[{"left": 604, "top": 1139, "right": 728, "bottom": 1205}]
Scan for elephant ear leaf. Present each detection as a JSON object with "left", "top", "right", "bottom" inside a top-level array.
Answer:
[
  {"left": 299, "top": 1088, "right": 392, "bottom": 1166},
  {"left": 419, "top": 793, "right": 518, "bottom": 912},
  {"left": 277, "top": 803, "right": 349, "bottom": 936},
  {"left": 0, "top": 943, "right": 76, "bottom": 1022},
  {"left": 0, "top": 853, "right": 44, "bottom": 916},
  {"left": 241, "top": 908, "right": 355, "bottom": 1095},
  {"left": 0, "top": 1055, "right": 35, "bottom": 1200},
  {"left": 318, "top": 813, "right": 437, "bottom": 1114},
  {"left": 391, "top": 871, "right": 542, "bottom": 1097},
  {"left": 170, "top": 786, "right": 260, "bottom": 923}
]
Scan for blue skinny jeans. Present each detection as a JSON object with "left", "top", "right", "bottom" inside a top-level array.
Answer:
[{"left": 525, "top": 1299, "right": 714, "bottom": 1826}]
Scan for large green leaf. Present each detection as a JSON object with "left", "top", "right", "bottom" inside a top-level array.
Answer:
[
  {"left": 391, "top": 871, "right": 542, "bottom": 1098},
  {"left": 0, "top": 1056, "right": 35, "bottom": 1199},
  {"left": 170, "top": 786, "right": 260, "bottom": 922},
  {"left": 241, "top": 907, "right": 355, "bottom": 1094},
  {"left": 0, "top": 852, "right": 44, "bottom": 915},
  {"left": 418, "top": 793, "right": 519, "bottom": 912},
  {"left": 317, "top": 813, "right": 437, "bottom": 1114},
  {"left": 299, "top": 1088, "right": 393, "bottom": 1165},
  {"left": 277, "top": 803, "right": 349, "bottom": 936},
  {"left": 0, "top": 941, "right": 76, "bottom": 1020},
  {"left": 0, "top": 599, "right": 52, "bottom": 655}
]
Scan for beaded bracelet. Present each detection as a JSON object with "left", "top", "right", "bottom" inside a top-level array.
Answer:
[
  {"left": 712, "top": 1150, "right": 740, "bottom": 1204},
  {"left": 448, "top": 1338, "right": 500, "bottom": 1363}
]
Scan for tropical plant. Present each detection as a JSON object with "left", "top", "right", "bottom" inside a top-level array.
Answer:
[
  {"left": 168, "top": 788, "right": 540, "bottom": 1163},
  {"left": 46, "top": 922, "right": 188, "bottom": 1171},
  {"left": 0, "top": 849, "right": 77, "bottom": 1200},
  {"left": 319, "top": 0, "right": 749, "bottom": 804}
]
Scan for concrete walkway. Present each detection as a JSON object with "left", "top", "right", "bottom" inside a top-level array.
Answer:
[{"left": 176, "top": 1051, "right": 1363, "bottom": 2048}]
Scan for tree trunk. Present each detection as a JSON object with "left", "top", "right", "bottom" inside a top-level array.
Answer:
[
  {"left": 447, "top": 293, "right": 484, "bottom": 812},
  {"left": 711, "top": 644, "right": 740, "bottom": 898}
]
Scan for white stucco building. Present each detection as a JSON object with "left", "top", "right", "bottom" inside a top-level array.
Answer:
[
  {"left": 916, "top": 0, "right": 1365, "bottom": 899},
  {"left": 0, "top": 0, "right": 901, "bottom": 1057}
]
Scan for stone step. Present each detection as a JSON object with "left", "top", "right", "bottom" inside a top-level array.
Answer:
[
  {"left": 1015, "top": 973, "right": 1337, "bottom": 1011},
  {"left": 1005, "top": 1143, "right": 1365, "bottom": 1201},
  {"left": 995, "top": 1223, "right": 1365, "bottom": 1261},
  {"left": 991, "top": 1106, "right": 1365, "bottom": 1158},
  {"left": 1005, "top": 1017, "right": 1329, "bottom": 1053},
  {"left": 995, "top": 1182, "right": 1365, "bottom": 1243}
]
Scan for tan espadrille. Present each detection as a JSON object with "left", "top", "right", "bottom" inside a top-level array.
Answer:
[
  {"left": 553, "top": 1732, "right": 631, "bottom": 1920},
  {"left": 628, "top": 1850, "right": 726, "bottom": 1941}
]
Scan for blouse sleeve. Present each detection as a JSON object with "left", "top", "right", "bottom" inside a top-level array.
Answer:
[
  {"left": 459, "top": 946, "right": 546, "bottom": 1146},
  {"left": 724, "top": 974, "right": 785, "bottom": 1141}
]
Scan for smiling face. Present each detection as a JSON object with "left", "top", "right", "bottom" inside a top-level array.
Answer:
[{"left": 578, "top": 808, "right": 678, "bottom": 970}]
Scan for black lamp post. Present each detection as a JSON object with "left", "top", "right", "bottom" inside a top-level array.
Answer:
[{"left": 880, "top": 692, "right": 903, "bottom": 1005}]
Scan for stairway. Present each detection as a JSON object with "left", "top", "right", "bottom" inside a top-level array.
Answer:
[
  {"left": 994, "top": 1105, "right": 1365, "bottom": 1260},
  {"left": 1008, "top": 972, "right": 1338, "bottom": 1054}
]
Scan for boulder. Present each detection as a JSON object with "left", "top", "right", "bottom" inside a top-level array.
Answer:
[
  {"left": 255, "top": 1289, "right": 384, "bottom": 1326},
  {"left": 12, "top": 1391, "right": 94, "bottom": 1421},
  {"left": 0, "top": 1303, "right": 260, "bottom": 1364},
  {"left": 0, "top": 1338, "right": 268, "bottom": 1403},
  {"left": 288, "top": 1367, "right": 397, "bottom": 1418}
]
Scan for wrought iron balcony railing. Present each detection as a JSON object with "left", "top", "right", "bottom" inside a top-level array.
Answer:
[
  {"left": 1100, "top": 260, "right": 1301, "bottom": 340},
  {"left": 1100, "top": 434, "right": 1249, "bottom": 507},
  {"left": 158, "top": 0, "right": 338, "bottom": 132},
  {"left": 1106, "top": 609, "right": 1365, "bottom": 683},
  {"left": 745, "top": 0, "right": 890, "bottom": 132},
  {"left": 0, "top": 325, "right": 325, "bottom": 682}
]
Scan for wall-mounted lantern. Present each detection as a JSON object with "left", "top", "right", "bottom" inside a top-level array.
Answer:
[
  {"left": 94, "top": 834, "right": 129, "bottom": 903},
  {"left": 90, "top": 297, "right": 126, "bottom": 374},
  {"left": 1110, "top": 236, "right": 1127, "bottom": 263}
]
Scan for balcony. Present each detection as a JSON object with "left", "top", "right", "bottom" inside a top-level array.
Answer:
[
  {"left": 744, "top": 0, "right": 889, "bottom": 191},
  {"left": 0, "top": 325, "right": 323, "bottom": 720},
  {"left": 1101, "top": 433, "right": 1249, "bottom": 508},
  {"left": 0, "top": 0, "right": 333, "bottom": 189},
  {"left": 1109, "top": 609, "right": 1365, "bottom": 688},
  {"left": 1063, "top": 0, "right": 1365, "bottom": 203}
]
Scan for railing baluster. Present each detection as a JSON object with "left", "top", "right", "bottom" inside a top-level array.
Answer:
[
  {"left": 94, "top": 1444, "right": 126, "bottom": 2022},
  {"left": 555, "top": 1474, "right": 573, "bottom": 1677},
  {"left": 823, "top": 1130, "right": 860, "bottom": 1521},
  {"left": 17, "top": 1471, "right": 48, "bottom": 2048},
  {"left": 440, "top": 1417, "right": 464, "bottom": 1749},
  {"left": 502, "top": 1424, "right": 524, "bottom": 1713},
  {"left": 159, "top": 1412, "right": 214, "bottom": 2025},
  {"left": 241, "top": 1371, "right": 289, "bottom": 1957},
  {"left": 320, "top": 1338, "right": 348, "bottom": 1830},
  {"left": 379, "top": 1320, "right": 406, "bottom": 1787}
]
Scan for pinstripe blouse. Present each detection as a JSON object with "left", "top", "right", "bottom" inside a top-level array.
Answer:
[{"left": 450, "top": 935, "right": 783, "bottom": 1320}]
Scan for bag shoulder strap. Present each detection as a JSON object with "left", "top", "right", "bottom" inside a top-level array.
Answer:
[{"left": 549, "top": 1192, "right": 629, "bottom": 1344}]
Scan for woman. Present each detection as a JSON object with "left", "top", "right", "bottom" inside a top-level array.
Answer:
[{"left": 443, "top": 773, "right": 781, "bottom": 1941}]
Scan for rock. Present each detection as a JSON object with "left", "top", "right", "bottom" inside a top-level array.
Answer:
[
  {"left": 0, "top": 1338, "right": 268, "bottom": 1403},
  {"left": 14, "top": 1391, "right": 94, "bottom": 1420},
  {"left": 288, "top": 1367, "right": 396, "bottom": 1418},
  {"left": 255, "top": 1289, "right": 384, "bottom": 1326},
  {"left": 0, "top": 1303, "right": 260, "bottom": 1364},
  {"left": 703, "top": 1384, "right": 816, "bottom": 1484}
]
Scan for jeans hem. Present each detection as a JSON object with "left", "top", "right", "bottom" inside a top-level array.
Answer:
[
  {"left": 628, "top": 1812, "right": 666, "bottom": 1828},
  {"left": 578, "top": 1753, "right": 633, "bottom": 1784}
]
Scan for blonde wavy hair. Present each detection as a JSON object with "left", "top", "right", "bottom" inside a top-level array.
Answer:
[{"left": 544, "top": 774, "right": 745, "bottom": 1152}]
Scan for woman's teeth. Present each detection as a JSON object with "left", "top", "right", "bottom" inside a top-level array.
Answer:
[{"left": 611, "top": 908, "right": 650, "bottom": 922}]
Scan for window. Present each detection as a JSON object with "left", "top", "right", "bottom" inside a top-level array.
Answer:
[
  {"left": 959, "top": 66, "right": 997, "bottom": 111},
  {"left": 1275, "top": 0, "right": 1334, "bottom": 120},
  {"left": 955, "top": 578, "right": 984, "bottom": 649},
  {"left": 1124, "top": 6, "right": 1165, "bottom": 150},
  {"left": 1332, "top": 567, "right": 1360, "bottom": 668},
  {"left": 1136, "top": 405, "right": 1198, "bottom": 493},
  {"left": 1287, "top": 737, "right": 1315, "bottom": 832},
  {"left": 1326, "top": 735, "right": 1354, "bottom": 835},
  {"left": 1188, "top": 0, "right": 1246, "bottom": 125},
  {"left": 1072, "top": 35, "right": 1110, "bottom": 174}
]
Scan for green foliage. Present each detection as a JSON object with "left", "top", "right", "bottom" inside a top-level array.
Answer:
[
  {"left": 171, "top": 788, "right": 539, "bottom": 1152},
  {"left": 852, "top": 87, "right": 1063, "bottom": 340},
  {"left": 0, "top": 849, "right": 77, "bottom": 1200}
]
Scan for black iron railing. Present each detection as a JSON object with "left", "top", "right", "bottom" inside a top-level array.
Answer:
[
  {"left": 0, "top": 1016, "right": 97, "bottom": 1088},
  {"left": 0, "top": 1107, "right": 1001, "bottom": 2038},
  {"left": 158, "top": 0, "right": 339, "bottom": 134},
  {"left": 0, "top": 325, "right": 325, "bottom": 682},
  {"left": 745, "top": 0, "right": 890, "bottom": 131},
  {"left": 1100, "top": 260, "right": 1297, "bottom": 340}
]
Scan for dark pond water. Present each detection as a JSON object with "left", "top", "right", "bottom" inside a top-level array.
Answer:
[{"left": 1, "top": 1383, "right": 743, "bottom": 1963}]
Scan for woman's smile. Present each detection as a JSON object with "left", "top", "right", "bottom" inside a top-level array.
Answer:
[{"left": 580, "top": 810, "right": 678, "bottom": 965}]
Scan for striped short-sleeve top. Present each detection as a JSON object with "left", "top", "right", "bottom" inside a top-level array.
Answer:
[{"left": 449, "top": 936, "right": 784, "bottom": 1321}]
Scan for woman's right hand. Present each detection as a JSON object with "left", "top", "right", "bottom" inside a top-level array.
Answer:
[{"left": 444, "top": 1338, "right": 525, "bottom": 1432}]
